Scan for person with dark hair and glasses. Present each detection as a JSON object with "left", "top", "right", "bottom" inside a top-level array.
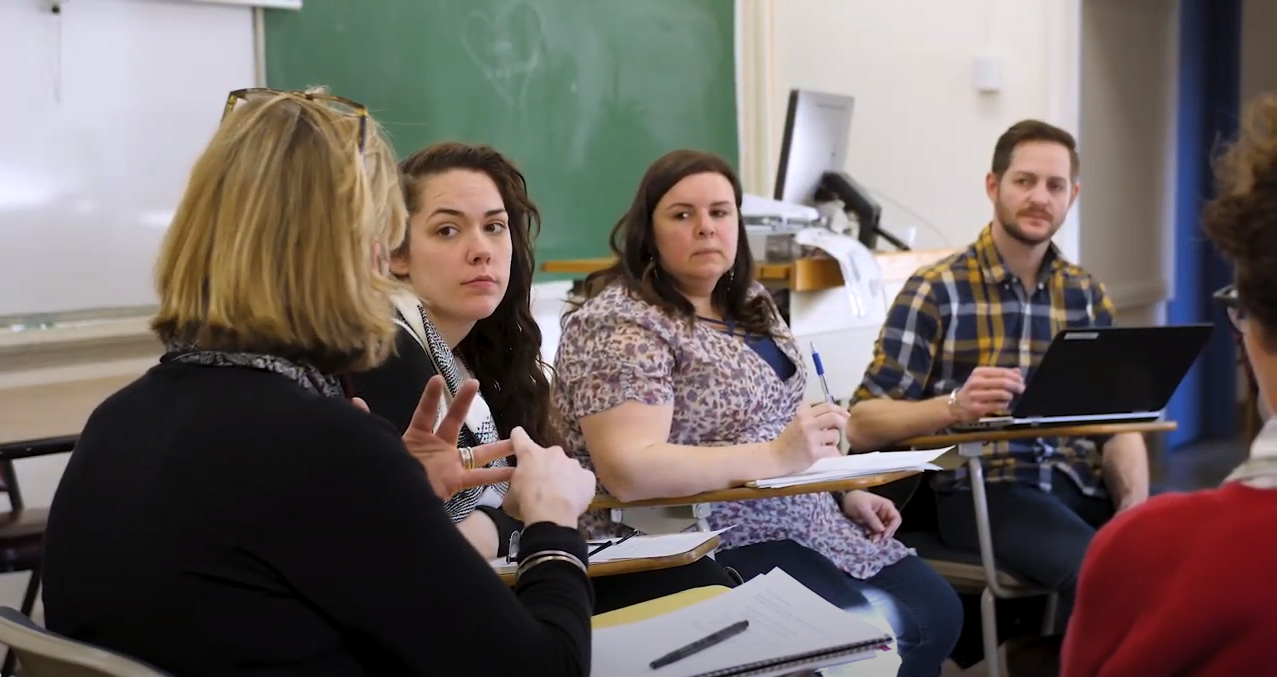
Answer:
[
  {"left": 553, "top": 149, "right": 963, "bottom": 677},
  {"left": 1063, "top": 93, "right": 1277, "bottom": 677},
  {"left": 847, "top": 119, "right": 1150, "bottom": 633}
]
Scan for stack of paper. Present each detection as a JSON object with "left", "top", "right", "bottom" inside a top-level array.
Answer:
[
  {"left": 591, "top": 567, "right": 894, "bottom": 677},
  {"left": 746, "top": 448, "right": 951, "bottom": 489},
  {"left": 489, "top": 529, "right": 730, "bottom": 575}
]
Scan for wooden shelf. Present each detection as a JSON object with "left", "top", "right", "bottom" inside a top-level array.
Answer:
[{"left": 541, "top": 248, "right": 958, "bottom": 292}]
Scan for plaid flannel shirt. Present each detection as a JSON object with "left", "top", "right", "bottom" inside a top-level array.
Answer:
[{"left": 854, "top": 225, "right": 1117, "bottom": 496}]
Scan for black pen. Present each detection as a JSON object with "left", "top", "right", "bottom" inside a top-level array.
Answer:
[
  {"left": 588, "top": 529, "right": 637, "bottom": 557},
  {"left": 650, "top": 619, "right": 750, "bottom": 670}
]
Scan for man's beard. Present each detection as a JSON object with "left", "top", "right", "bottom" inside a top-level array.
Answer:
[{"left": 995, "top": 194, "right": 1061, "bottom": 246}]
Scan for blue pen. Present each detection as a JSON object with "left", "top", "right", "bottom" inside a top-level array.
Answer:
[{"left": 811, "top": 342, "right": 835, "bottom": 403}]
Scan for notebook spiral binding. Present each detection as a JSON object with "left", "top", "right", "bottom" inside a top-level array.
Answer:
[{"left": 688, "top": 635, "right": 892, "bottom": 677}]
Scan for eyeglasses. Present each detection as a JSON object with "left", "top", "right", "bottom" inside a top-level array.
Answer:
[
  {"left": 1212, "top": 283, "right": 1247, "bottom": 334},
  {"left": 222, "top": 88, "right": 369, "bottom": 154}
]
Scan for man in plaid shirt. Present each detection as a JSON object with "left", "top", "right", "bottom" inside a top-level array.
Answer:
[{"left": 848, "top": 120, "right": 1149, "bottom": 627}]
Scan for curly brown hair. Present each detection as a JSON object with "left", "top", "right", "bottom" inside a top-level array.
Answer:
[
  {"left": 1202, "top": 94, "right": 1277, "bottom": 339},
  {"left": 568, "top": 149, "right": 778, "bottom": 336},
  {"left": 397, "top": 142, "right": 564, "bottom": 448}
]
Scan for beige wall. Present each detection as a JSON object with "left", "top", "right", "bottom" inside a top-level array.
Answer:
[
  {"left": 1242, "top": 0, "right": 1277, "bottom": 105},
  {"left": 738, "top": 0, "right": 1082, "bottom": 260}
]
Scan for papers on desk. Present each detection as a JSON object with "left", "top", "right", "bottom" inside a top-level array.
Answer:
[
  {"left": 745, "top": 448, "right": 951, "bottom": 489},
  {"left": 793, "top": 227, "right": 883, "bottom": 319},
  {"left": 591, "top": 567, "right": 893, "bottom": 677},
  {"left": 489, "top": 529, "right": 730, "bottom": 575}
]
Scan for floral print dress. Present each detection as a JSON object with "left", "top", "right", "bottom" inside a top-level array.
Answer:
[{"left": 553, "top": 282, "right": 912, "bottom": 579}]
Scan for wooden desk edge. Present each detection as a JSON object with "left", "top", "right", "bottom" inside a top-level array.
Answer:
[
  {"left": 499, "top": 536, "right": 720, "bottom": 586},
  {"left": 587, "top": 470, "right": 919, "bottom": 511},
  {"left": 886, "top": 420, "right": 1179, "bottom": 450}
]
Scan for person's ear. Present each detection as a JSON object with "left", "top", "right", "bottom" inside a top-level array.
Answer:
[
  {"left": 985, "top": 172, "right": 999, "bottom": 202},
  {"left": 1069, "top": 180, "right": 1081, "bottom": 208},
  {"left": 389, "top": 245, "right": 411, "bottom": 277}
]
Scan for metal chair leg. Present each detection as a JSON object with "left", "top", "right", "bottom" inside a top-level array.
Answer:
[
  {"left": 1042, "top": 592, "right": 1059, "bottom": 635},
  {"left": 19, "top": 569, "right": 39, "bottom": 618},
  {"left": 981, "top": 587, "right": 1001, "bottom": 677}
]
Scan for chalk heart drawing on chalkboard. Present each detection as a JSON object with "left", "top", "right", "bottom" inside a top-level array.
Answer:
[{"left": 461, "top": 2, "right": 545, "bottom": 108}]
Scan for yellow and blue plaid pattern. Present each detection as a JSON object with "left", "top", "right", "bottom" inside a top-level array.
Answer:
[{"left": 854, "top": 225, "right": 1117, "bottom": 496}]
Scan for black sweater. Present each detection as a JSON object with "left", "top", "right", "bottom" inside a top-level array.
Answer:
[{"left": 42, "top": 361, "right": 592, "bottom": 676}]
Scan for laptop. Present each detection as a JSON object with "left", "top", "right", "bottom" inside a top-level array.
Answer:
[{"left": 951, "top": 324, "right": 1214, "bottom": 431}]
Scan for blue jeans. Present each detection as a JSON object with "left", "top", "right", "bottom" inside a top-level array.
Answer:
[
  {"left": 934, "top": 470, "right": 1114, "bottom": 628},
  {"left": 716, "top": 540, "right": 963, "bottom": 677}
]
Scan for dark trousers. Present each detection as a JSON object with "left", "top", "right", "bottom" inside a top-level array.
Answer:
[
  {"left": 591, "top": 556, "right": 737, "bottom": 614},
  {"left": 716, "top": 540, "right": 963, "bottom": 677},
  {"left": 934, "top": 471, "right": 1114, "bottom": 629}
]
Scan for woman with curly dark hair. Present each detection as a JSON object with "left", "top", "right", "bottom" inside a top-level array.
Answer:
[
  {"left": 1063, "top": 95, "right": 1277, "bottom": 676},
  {"left": 351, "top": 142, "right": 734, "bottom": 611}
]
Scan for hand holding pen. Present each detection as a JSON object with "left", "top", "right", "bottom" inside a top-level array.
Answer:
[{"left": 811, "top": 343, "right": 836, "bottom": 404}]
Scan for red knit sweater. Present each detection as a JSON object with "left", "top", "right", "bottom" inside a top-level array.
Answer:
[{"left": 1062, "top": 482, "right": 1277, "bottom": 676}]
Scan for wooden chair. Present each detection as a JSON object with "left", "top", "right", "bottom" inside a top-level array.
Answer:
[{"left": 0, "top": 435, "right": 78, "bottom": 677}]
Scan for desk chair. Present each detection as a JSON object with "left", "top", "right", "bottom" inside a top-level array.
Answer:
[
  {"left": 0, "top": 435, "right": 78, "bottom": 677},
  {"left": 0, "top": 607, "right": 169, "bottom": 677},
  {"left": 893, "top": 444, "right": 1057, "bottom": 677}
]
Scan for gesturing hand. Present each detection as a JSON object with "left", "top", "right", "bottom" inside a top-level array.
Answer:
[
  {"left": 840, "top": 490, "right": 902, "bottom": 544},
  {"left": 501, "top": 427, "right": 597, "bottom": 528},
  {"left": 402, "top": 375, "right": 514, "bottom": 502}
]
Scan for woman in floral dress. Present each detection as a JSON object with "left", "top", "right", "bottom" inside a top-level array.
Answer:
[{"left": 553, "top": 150, "right": 963, "bottom": 677}]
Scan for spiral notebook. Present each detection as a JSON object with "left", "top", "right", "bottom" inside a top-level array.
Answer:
[{"left": 591, "top": 568, "right": 894, "bottom": 677}]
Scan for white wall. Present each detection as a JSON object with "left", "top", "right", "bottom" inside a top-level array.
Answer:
[
  {"left": 738, "top": 0, "right": 1081, "bottom": 261},
  {"left": 1078, "top": 0, "right": 1177, "bottom": 321}
]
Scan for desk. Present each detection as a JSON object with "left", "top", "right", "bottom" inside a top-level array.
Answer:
[
  {"left": 884, "top": 418, "right": 1175, "bottom": 677},
  {"left": 888, "top": 420, "right": 1177, "bottom": 452},
  {"left": 587, "top": 470, "right": 919, "bottom": 511},
  {"left": 498, "top": 535, "right": 720, "bottom": 586},
  {"left": 590, "top": 586, "right": 902, "bottom": 675}
]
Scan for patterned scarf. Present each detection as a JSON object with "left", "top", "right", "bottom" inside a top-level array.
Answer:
[
  {"left": 392, "top": 295, "right": 509, "bottom": 522},
  {"left": 162, "top": 340, "right": 345, "bottom": 398}
]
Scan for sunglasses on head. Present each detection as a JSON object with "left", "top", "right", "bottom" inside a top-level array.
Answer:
[{"left": 222, "top": 87, "right": 369, "bottom": 154}]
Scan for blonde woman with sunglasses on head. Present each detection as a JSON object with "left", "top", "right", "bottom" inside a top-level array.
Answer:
[{"left": 40, "top": 89, "right": 597, "bottom": 677}]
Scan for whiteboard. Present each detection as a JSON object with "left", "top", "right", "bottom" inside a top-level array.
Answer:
[{"left": 0, "top": 0, "right": 256, "bottom": 320}]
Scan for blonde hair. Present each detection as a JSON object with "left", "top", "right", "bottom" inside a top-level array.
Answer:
[{"left": 151, "top": 90, "right": 407, "bottom": 373}]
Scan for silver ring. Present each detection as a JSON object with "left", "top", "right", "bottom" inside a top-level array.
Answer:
[{"left": 458, "top": 446, "right": 475, "bottom": 470}]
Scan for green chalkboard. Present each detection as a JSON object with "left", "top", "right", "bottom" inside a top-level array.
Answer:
[{"left": 264, "top": 0, "right": 738, "bottom": 274}]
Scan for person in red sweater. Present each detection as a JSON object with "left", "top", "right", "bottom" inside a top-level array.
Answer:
[{"left": 1061, "top": 93, "right": 1277, "bottom": 676}]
